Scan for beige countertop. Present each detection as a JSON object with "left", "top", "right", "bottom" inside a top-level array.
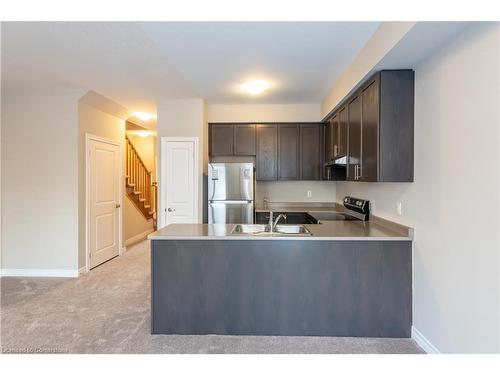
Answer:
[{"left": 148, "top": 220, "right": 412, "bottom": 242}]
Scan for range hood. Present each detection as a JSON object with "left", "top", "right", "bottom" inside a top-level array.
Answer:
[{"left": 324, "top": 155, "right": 347, "bottom": 167}]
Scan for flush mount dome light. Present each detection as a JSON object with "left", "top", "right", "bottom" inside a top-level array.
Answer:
[
  {"left": 136, "top": 130, "right": 152, "bottom": 138},
  {"left": 133, "top": 112, "right": 156, "bottom": 121},
  {"left": 241, "top": 80, "right": 271, "bottom": 96}
]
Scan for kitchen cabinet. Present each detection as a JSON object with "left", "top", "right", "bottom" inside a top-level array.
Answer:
[
  {"left": 234, "top": 124, "right": 256, "bottom": 155},
  {"left": 326, "top": 69, "right": 414, "bottom": 182},
  {"left": 255, "top": 211, "right": 318, "bottom": 224},
  {"left": 324, "top": 117, "right": 334, "bottom": 163},
  {"left": 277, "top": 124, "right": 300, "bottom": 180},
  {"left": 337, "top": 107, "right": 347, "bottom": 157},
  {"left": 210, "top": 124, "right": 234, "bottom": 156},
  {"left": 347, "top": 94, "right": 362, "bottom": 181},
  {"left": 360, "top": 78, "right": 379, "bottom": 182},
  {"left": 256, "top": 124, "right": 278, "bottom": 180},
  {"left": 300, "top": 124, "right": 321, "bottom": 180},
  {"left": 209, "top": 124, "right": 256, "bottom": 156},
  {"left": 210, "top": 123, "right": 323, "bottom": 181}
]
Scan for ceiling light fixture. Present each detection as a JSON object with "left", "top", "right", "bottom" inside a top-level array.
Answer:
[
  {"left": 136, "top": 130, "right": 152, "bottom": 138},
  {"left": 241, "top": 80, "right": 271, "bottom": 96},
  {"left": 133, "top": 112, "right": 156, "bottom": 121}
]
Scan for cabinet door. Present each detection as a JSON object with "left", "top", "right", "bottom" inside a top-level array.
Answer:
[
  {"left": 234, "top": 124, "right": 256, "bottom": 155},
  {"left": 347, "top": 95, "right": 361, "bottom": 181},
  {"left": 361, "top": 79, "right": 379, "bottom": 181},
  {"left": 210, "top": 124, "right": 234, "bottom": 156},
  {"left": 338, "top": 106, "right": 348, "bottom": 157},
  {"left": 331, "top": 115, "right": 340, "bottom": 158},
  {"left": 324, "top": 120, "right": 333, "bottom": 163},
  {"left": 278, "top": 124, "right": 300, "bottom": 180},
  {"left": 256, "top": 125, "right": 278, "bottom": 180},
  {"left": 300, "top": 124, "right": 321, "bottom": 180}
]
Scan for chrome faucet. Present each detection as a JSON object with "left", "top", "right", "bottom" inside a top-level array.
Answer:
[{"left": 271, "top": 213, "right": 287, "bottom": 232}]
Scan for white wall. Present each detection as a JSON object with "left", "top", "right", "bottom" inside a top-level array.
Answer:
[
  {"left": 157, "top": 99, "right": 206, "bottom": 223},
  {"left": 208, "top": 103, "right": 336, "bottom": 205},
  {"left": 207, "top": 103, "right": 321, "bottom": 122},
  {"left": 335, "top": 24, "right": 500, "bottom": 353},
  {"left": 78, "top": 100, "right": 126, "bottom": 269},
  {"left": 321, "top": 22, "right": 415, "bottom": 118},
  {"left": 1, "top": 88, "right": 84, "bottom": 273}
]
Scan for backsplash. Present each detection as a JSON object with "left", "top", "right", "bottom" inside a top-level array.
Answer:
[{"left": 256, "top": 181, "right": 336, "bottom": 205}]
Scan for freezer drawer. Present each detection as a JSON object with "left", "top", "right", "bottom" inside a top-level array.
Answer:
[{"left": 208, "top": 201, "right": 254, "bottom": 224}]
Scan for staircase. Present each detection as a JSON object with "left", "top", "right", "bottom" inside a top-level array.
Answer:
[{"left": 125, "top": 135, "right": 157, "bottom": 228}]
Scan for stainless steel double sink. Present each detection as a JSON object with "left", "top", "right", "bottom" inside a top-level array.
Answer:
[{"left": 231, "top": 224, "right": 312, "bottom": 237}]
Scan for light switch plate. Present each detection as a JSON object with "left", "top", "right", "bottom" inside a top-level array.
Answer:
[
  {"left": 397, "top": 201, "right": 402, "bottom": 216},
  {"left": 307, "top": 190, "right": 312, "bottom": 198}
]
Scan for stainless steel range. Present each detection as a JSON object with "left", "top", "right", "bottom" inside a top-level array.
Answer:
[{"left": 310, "top": 196, "right": 371, "bottom": 222}]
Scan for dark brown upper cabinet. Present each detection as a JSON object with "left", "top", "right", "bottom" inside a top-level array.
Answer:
[
  {"left": 210, "top": 124, "right": 234, "bottom": 156},
  {"left": 326, "top": 69, "right": 414, "bottom": 183},
  {"left": 234, "top": 124, "right": 256, "bottom": 155},
  {"left": 337, "top": 107, "right": 348, "bottom": 157},
  {"left": 360, "top": 78, "right": 379, "bottom": 182},
  {"left": 324, "top": 117, "right": 334, "bottom": 163},
  {"left": 300, "top": 124, "right": 321, "bottom": 180},
  {"left": 209, "top": 124, "right": 256, "bottom": 156},
  {"left": 277, "top": 124, "right": 300, "bottom": 180},
  {"left": 256, "top": 124, "right": 278, "bottom": 180},
  {"left": 347, "top": 94, "right": 362, "bottom": 181}
]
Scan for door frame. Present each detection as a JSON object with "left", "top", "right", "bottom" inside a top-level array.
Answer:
[
  {"left": 159, "top": 137, "right": 200, "bottom": 228},
  {"left": 85, "top": 133, "right": 123, "bottom": 273}
]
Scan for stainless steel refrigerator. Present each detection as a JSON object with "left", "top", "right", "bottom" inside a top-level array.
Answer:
[{"left": 208, "top": 163, "right": 254, "bottom": 224}]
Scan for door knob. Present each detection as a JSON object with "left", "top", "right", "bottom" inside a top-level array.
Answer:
[
  {"left": 115, "top": 204, "right": 121, "bottom": 208},
  {"left": 167, "top": 208, "right": 175, "bottom": 212}
]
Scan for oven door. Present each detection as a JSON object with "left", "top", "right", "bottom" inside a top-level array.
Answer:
[{"left": 208, "top": 201, "right": 254, "bottom": 224}]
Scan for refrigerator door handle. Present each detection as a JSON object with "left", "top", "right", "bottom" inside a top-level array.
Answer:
[{"left": 209, "top": 200, "right": 252, "bottom": 204}]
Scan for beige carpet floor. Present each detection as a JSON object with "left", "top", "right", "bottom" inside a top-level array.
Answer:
[{"left": 1, "top": 240, "right": 424, "bottom": 354}]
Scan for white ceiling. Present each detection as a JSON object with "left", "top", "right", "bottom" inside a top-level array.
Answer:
[{"left": 2, "top": 22, "right": 379, "bottom": 112}]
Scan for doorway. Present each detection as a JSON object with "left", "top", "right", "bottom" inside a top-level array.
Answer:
[
  {"left": 160, "top": 137, "right": 199, "bottom": 227},
  {"left": 86, "top": 134, "right": 122, "bottom": 270}
]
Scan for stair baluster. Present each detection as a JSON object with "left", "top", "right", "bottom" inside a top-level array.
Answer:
[{"left": 125, "top": 135, "right": 157, "bottom": 228}]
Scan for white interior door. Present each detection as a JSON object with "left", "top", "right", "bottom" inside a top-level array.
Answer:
[
  {"left": 88, "top": 138, "right": 120, "bottom": 269},
  {"left": 162, "top": 138, "right": 198, "bottom": 226}
]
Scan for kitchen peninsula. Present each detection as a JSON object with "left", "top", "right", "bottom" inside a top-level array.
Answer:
[{"left": 149, "top": 208, "right": 413, "bottom": 338}]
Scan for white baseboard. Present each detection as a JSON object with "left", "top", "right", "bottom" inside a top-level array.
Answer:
[
  {"left": 412, "top": 326, "right": 441, "bottom": 354},
  {"left": 124, "top": 228, "right": 154, "bottom": 247},
  {"left": 1, "top": 268, "right": 79, "bottom": 278}
]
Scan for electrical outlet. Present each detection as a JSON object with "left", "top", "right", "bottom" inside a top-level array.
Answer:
[
  {"left": 307, "top": 190, "right": 312, "bottom": 198},
  {"left": 397, "top": 201, "right": 402, "bottom": 216}
]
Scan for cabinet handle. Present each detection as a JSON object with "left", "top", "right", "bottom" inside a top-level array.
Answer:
[
  {"left": 358, "top": 165, "right": 362, "bottom": 180},
  {"left": 355, "top": 164, "right": 362, "bottom": 180}
]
